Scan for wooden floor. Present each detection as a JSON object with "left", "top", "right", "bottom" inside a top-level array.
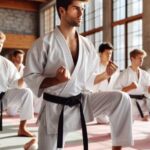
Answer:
[{"left": 0, "top": 113, "right": 150, "bottom": 150}]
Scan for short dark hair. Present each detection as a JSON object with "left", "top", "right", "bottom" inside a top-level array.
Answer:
[
  {"left": 98, "top": 42, "right": 113, "bottom": 53},
  {"left": 130, "top": 49, "right": 147, "bottom": 58},
  {"left": 12, "top": 49, "right": 25, "bottom": 57},
  {"left": 56, "top": 0, "right": 88, "bottom": 18}
]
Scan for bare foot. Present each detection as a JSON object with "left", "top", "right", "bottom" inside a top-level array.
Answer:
[
  {"left": 18, "top": 128, "right": 35, "bottom": 137},
  {"left": 142, "top": 115, "right": 149, "bottom": 121},
  {"left": 24, "top": 138, "right": 37, "bottom": 150}
]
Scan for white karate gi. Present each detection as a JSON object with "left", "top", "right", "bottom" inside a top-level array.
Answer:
[
  {"left": 94, "top": 63, "right": 120, "bottom": 124},
  {"left": 115, "top": 67, "right": 150, "bottom": 118},
  {"left": 93, "top": 64, "right": 120, "bottom": 92},
  {"left": 7, "top": 63, "right": 25, "bottom": 115},
  {"left": 7, "top": 62, "right": 41, "bottom": 115},
  {"left": 24, "top": 27, "right": 133, "bottom": 150},
  {"left": 0, "top": 55, "right": 33, "bottom": 121},
  {"left": 18, "top": 64, "right": 42, "bottom": 113}
]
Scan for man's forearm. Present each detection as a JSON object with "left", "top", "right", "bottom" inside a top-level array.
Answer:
[
  {"left": 39, "top": 77, "right": 60, "bottom": 89},
  {"left": 94, "top": 72, "right": 109, "bottom": 85},
  {"left": 122, "top": 86, "right": 132, "bottom": 92}
]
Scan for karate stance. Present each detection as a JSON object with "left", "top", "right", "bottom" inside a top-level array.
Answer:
[
  {"left": 94, "top": 42, "right": 120, "bottom": 124},
  {"left": 24, "top": 0, "right": 133, "bottom": 150},
  {"left": 0, "top": 31, "right": 34, "bottom": 137},
  {"left": 115, "top": 49, "right": 150, "bottom": 121},
  {"left": 7, "top": 49, "right": 25, "bottom": 116}
]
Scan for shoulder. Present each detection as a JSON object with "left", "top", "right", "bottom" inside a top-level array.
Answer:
[
  {"left": 119, "top": 68, "right": 129, "bottom": 77},
  {"left": 79, "top": 35, "right": 96, "bottom": 54},
  {"left": 32, "top": 31, "right": 54, "bottom": 47},
  {"left": 0, "top": 56, "right": 16, "bottom": 70},
  {"left": 140, "top": 68, "right": 149, "bottom": 76},
  {"left": 79, "top": 35, "right": 94, "bottom": 46}
]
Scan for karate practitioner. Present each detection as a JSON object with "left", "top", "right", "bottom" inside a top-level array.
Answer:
[
  {"left": 10, "top": 49, "right": 42, "bottom": 115},
  {"left": 115, "top": 49, "right": 150, "bottom": 121},
  {"left": 7, "top": 49, "right": 25, "bottom": 116},
  {"left": 0, "top": 31, "right": 34, "bottom": 137},
  {"left": 24, "top": 0, "right": 133, "bottom": 150},
  {"left": 11, "top": 49, "right": 25, "bottom": 76},
  {"left": 94, "top": 42, "right": 120, "bottom": 124}
]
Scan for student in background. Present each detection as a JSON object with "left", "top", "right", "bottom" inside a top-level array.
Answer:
[
  {"left": 94, "top": 42, "right": 120, "bottom": 124},
  {"left": 115, "top": 49, "right": 150, "bottom": 121},
  {"left": 0, "top": 31, "right": 34, "bottom": 137}
]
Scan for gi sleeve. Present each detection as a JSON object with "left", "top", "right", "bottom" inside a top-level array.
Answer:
[
  {"left": 7, "top": 60, "right": 21, "bottom": 89},
  {"left": 24, "top": 37, "right": 49, "bottom": 97},
  {"left": 114, "top": 70, "right": 127, "bottom": 90},
  {"left": 84, "top": 41, "right": 100, "bottom": 91}
]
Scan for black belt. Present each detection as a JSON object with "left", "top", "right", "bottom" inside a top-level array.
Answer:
[
  {"left": 43, "top": 93, "right": 88, "bottom": 150},
  {"left": 129, "top": 94, "right": 146, "bottom": 100},
  {"left": 0, "top": 92, "right": 5, "bottom": 131},
  {"left": 129, "top": 94, "right": 146, "bottom": 118}
]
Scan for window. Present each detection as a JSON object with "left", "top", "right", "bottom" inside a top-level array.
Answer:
[
  {"left": 95, "top": 0, "right": 103, "bottom": 28},
  {"left": 85, "top": 1, "right": 94, "bottom": 31},
  {"left": 83, "top": 0, "right": 103, "bottom": 47},
  {"left": 113, "top": 0, "right": 126, "bottom": 21},
  {"left": 127, "top": 0, "right": 143, "bottom": 17},
  {"left": 127, "top": 19, "right": 142, "bottom": 65},
  {"left": 113, "top": 25, "right": 125, "bottom": 70},
  {"left": 112, "top": 0, "right": 143, "bottom": 69},
  {"left": 44, "top": 6, "right": 54, "bottom": 34},
  {"left": 95, "top": 31, "right": 103, "bottom": 51},
  {"left": 54, "top": 6, "right": 60, "bottom": 27}
]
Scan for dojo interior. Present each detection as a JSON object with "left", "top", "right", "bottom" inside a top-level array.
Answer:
[{"left": 0, "top": 0, "right": 150, "bottom": 150}]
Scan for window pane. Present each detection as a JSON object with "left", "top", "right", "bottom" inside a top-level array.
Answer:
[
  {"left": 86, "top": 34, "right": 95, "bottom": 45},
  {"left": 44, "top": 6, "right": 54, "bottom": 34},
  {"left": 95, "top": 31, "right": 103, "bottom": 50},
  {"left": 113, "top": 25, "right": 125, "bottom": 70},
  {"left": 127, "top": 0, "right": 143, "bottom": 17},
  {"left": 55, "top": 7, "right": 60, "bottom": 27},
  {"left": 127, "top": 19, "right": 143, "bottom": 66},
  {"left": 95, "top": 0, "right": 103, "bottom": 28},
  {"left": 78, "top": 10, "right": 85, "bottom": 33},
  {"left": 85, "top": 1, "right": 95, "bottom": 31},
  {"left": 113, "top": 0, "right": 126, "bottom": 21}
]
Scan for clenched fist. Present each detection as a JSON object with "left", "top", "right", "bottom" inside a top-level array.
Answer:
[
  {"left": 56, "top": 66, "right": 71, "bottom": 83},
  {"left": 106, "top": 61, "right": 118, "bottom": 77}
]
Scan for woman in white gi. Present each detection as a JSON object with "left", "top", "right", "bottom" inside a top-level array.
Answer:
[
  {"left": 0, "top": 31, "right": 34, "bottom": 137},
  {"left": 94, "top": 42, "right": 120, "bottom": 124},
  {"left": 115, "top": 49, "right": 150, "bottom": 121},
  {"left": 24, "top": 0, "right": 133, "bottom": 150}
]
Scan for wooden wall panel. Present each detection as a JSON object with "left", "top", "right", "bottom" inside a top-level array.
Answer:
[
  {"left": 0, "top": 0, "right": 39, "bottom": 12},
  {"left": 3, "top": 34, "right": 37, "bottom": 49}
]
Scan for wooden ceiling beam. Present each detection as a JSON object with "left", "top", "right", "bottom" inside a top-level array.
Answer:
[
  {"left": 27, "top": 0, "right": 49, "bottom": 3},
  {"left": 0, "top": 0, "right": 39, "bottom": 12}
]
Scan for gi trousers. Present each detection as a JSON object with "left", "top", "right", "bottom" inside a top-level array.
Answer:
[{"left": 38, "top": 90, "right": 133, "bottom": 150}]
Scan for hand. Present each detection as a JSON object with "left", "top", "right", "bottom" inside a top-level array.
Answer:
[
  {"left": 56, "top": 66, "right": 71, "bottom": 83},
  {"left": 106, "top": 61, "right": 118, "bottom": 77},
  {"left": 18, "top": 77, "right": 25, "bottom": 88},
  {"left": 129, "top": 82, "right": 138, "bottom": 90}
]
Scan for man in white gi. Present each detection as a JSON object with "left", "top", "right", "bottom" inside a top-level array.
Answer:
[
  {"left": 115, "top": 49, "right": 150, "bottom": 121},
  {"left": 24, "top": 0, "right": 133, "bottom": 150},
  {"left": 9, "top": 49, "right": 42, "bottom": 115},
  {"left": 11, "top": 49, "right": 25, "bottom": 76},
  {"left": 0, "top": 31, "right": 34, "bottom": 137},
  {"left": 94, "top": 42, "right": 120, "bottom": 124},
  {"left": 7, "top": 49, "right": 25, "bottom": 116}
]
